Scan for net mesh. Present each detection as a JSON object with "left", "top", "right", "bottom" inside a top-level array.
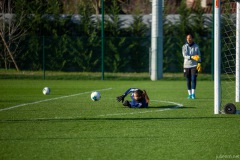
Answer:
[{"left": 221, "top": 0, "right": 238, "bottom": 109}]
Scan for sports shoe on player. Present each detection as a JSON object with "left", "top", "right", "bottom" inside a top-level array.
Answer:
[
  {"left": 188, "top": 95, "right": 192, "bottom": 99},
  {"left": 191, "top": 94, "right": 196, "bottom": 99}
]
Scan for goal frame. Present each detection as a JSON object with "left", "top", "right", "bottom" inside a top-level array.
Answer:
[{"left": 214, "top": 0, "right": 240, "bottom": 114}]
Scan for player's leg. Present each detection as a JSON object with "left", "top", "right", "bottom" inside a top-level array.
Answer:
[
  {"left": 185, "top": 68, "right": 192, "bottom": 99},
  {"left": 190, "top": 67, "right": 198, "bottom": 99}
]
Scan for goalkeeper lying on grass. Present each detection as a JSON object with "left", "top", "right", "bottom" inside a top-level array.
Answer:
[{"left": 116, "top": 88, "right": 150, "bottom": 108}]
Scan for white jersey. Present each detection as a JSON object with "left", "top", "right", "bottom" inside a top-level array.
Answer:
[{"left": 182, "top": 42, "right": 201, "bottom": 68}]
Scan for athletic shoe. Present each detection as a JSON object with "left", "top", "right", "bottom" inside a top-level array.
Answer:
[
  {"left": 191, "top": 94, "right": 196, "bottom": 99},
  {"left": 188, "top": 95, "right": 192, "bottom": 99}
]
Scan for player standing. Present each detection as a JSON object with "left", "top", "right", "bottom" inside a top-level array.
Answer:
[{"left": 182, "top": 33, "right": 202, "bottom": 99}]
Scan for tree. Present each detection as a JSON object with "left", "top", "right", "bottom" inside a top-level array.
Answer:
[
  {"left": 18, "top": 0, "right": 66, "bottom": 70},
  {"left": 127, "top": 14, "right": 150, "bottom": 72},
  {"left": 61, "top": 0, "right": 101, "bottom": 15},
  {"left": 0, "top": 0, "right": 28, "bottom": 71},
  {"left": 68, "top": 2, "right": 100, "bottom": 71},
  {"left": 104, "top": 0, "right": 130, "bottom": 72},
  {"left": 59, "top": 0, "right": 152, "bottom": 15},
  {"left": 190, "top": 0, "right": 212, "bottom": 73}
]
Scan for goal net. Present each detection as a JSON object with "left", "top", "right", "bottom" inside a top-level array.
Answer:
[{"left": 216, "top": 0, "right": 240, "bottom": 114}]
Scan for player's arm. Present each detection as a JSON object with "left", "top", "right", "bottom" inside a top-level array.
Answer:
[
  {"left": 197, "top": 47, "right": 201, "bottom": 63},
  {"left": 124, "top": 88, "right": 138, "bottom": 95},
  {"left": 191, "top": 45, "right": 201, "bottom": 61},
  {"left": 116, "top": 88, "right": 138, "bottom": 102},
  {"left": 196, "top": 47, "right": 202, "bottom": 72},
  {"left": 182, "top": 44, "right": 200, "bottom": 61},
  {"left": 191, "top": 55, "right": 200, "bottom": 61}
]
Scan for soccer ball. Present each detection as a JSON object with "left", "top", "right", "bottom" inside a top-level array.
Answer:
[
  {"left": 91, "top": 91, "right": 101, "bottom": 101},
  {"left": 42, "top": 87, "right": 50, "bottom": 95}
]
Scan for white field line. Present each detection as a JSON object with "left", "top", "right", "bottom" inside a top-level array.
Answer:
[
  {"left": 0, "top": 88, "right": 112, "bottom": 112},
  {"left": 12, "top": 99, "right": 183, "bottom": 121},
  {"left": 97, "top": 100, "right": 183, "bottom": 117}
]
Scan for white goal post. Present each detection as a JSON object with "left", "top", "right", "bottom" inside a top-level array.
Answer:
[
  {"left": 150, "top": 0, "right": 163, "bottom": 80},
  {"left": 236, "top": 2, "right": 240, "bottom": 102},
  {"left": 214, "top": 0, "right": 221, "bottom": 114},
  {"left": 214, "top": 0, "right": 240, "bottom": 114}
]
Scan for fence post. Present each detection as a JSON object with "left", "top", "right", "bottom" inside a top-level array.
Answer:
[{"left": 43, "top": 36, "right": 45, "bottom": 80}]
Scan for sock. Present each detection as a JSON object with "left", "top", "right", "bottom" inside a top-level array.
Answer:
[
  {"left": 188, "top": 90, "right": 192, "bottom": 95},
  {"left": 192, "top": 89, "right": 195, "bottom": 95}
]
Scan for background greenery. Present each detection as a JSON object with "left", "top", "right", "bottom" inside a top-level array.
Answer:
[{"left": 0, "top": 0, "right": 213, "bottom": 73}]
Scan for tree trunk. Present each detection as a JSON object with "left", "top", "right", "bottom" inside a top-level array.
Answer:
[{"left": 0, "top": 32, "right": 19, "bottom": 71}]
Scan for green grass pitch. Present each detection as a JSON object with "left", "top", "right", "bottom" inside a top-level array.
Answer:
[{"left": 0, "top": 79, "right": 239, "bottom": 160}]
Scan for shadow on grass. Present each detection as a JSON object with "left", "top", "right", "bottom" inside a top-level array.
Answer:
[
  {"left": 1, "top": 106, "right": 238, "bottom": 123},
  {"left": 147, "top": 105, "right": 195, "bottom": 109},
  {"left": 1, "top": 115, "right": 237, "bottom": 123}
]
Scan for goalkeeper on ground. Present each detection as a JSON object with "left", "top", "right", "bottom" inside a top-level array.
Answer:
[
  {"left": 116, "top": 88, "right": 150, "bottom": 108},
  {"left": 182, "top": 33, "right": 202, "bottom": 99}
]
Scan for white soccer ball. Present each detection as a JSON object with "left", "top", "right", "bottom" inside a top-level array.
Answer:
[
  {"left": 42, "top": 87, "right": 50, "bottom": 95},
  {"left": 91, "top": 91, "right": 101, "bottom": 101}
]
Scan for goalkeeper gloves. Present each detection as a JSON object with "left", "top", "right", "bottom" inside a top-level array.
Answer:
[
  {"left": 196, "top": 63, "right": 202, "bottom": 72},
  {"left": 116, "top": 95, "right": 125, "bottom": 103},
  {"left": 191, "top": 55, "right": 200, "bottom": 61}
]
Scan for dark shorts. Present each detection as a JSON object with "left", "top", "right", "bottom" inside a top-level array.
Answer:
[{"left": 184, "top": 67, "right": 198, "bottom": 78}]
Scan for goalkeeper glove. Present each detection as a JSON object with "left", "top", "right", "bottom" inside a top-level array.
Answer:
[
  {"left": 191, "top": 55, "right": 200, "bottom": 61},
  {"left": 116, "top": 95, "right": 125, "bottom": 103},
  {"left": 196, "top": 63, "right": 202, "bottom": 72}
]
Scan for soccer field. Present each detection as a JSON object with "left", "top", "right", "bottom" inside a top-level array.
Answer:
[{"left": 0, "top": 80, "right": 239, "bottom": 160}]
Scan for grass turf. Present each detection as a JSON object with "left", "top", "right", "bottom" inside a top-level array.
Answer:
[{"left": 0, "top": 79, "right": 239, "bottom": 160}]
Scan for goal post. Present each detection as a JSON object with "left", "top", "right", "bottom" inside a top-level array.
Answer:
[
  {"left": 236, "top": 2, "right": 240, "bottom": 102},
  {"left": 214, "top": 0, "right": 221, "bottom": 114},
  {"left": 215, "top": 0, "right": 240, "bottom": 114},
  {"left": 150, "top": 0, "right": 163, "bottom": 80}
]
